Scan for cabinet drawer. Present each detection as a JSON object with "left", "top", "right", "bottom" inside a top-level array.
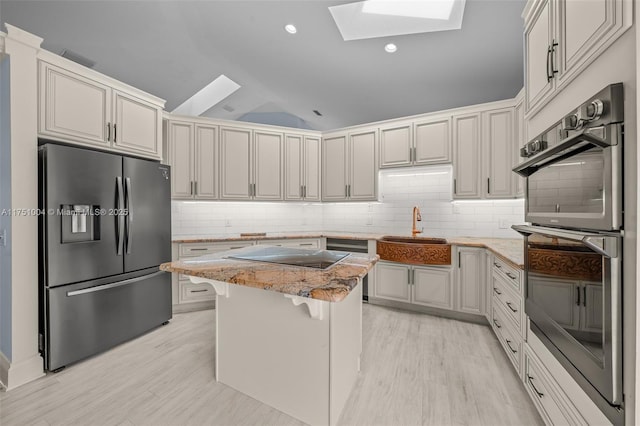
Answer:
[
  {"left": 491, "top": 256, "right": 522, "bottom": 293},
  {"left": 491, "top": 273, "right": 523, "bottom": 331},
  {"left": 179, "top": 281, "right": 216, "bottom": 303},
  {"left": 257, "top": 238, "right": 321, "bottom": 249},
  {"left": 179, "top": 241, "right": 253, "bottom": 257},
  {"left": 524, "top": 349, "right": 587, "bottom": 426},
  {"left": 491, "top": 305, "right": 522, "bottom": 374}
]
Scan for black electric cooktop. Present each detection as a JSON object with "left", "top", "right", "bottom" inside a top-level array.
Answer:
[{"left": 227, "top": 246, "right": 350, "bottom": 270}]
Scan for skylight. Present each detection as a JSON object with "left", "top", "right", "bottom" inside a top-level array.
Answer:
[
  {"left": 172, "top": 75, "right": 241, "bottom": 116},
  {"left": 362, "top": 0, "right": 455, "bottom": 20},
  {"left": 329, "top": 0, "right": 466, "bottom": 41}
]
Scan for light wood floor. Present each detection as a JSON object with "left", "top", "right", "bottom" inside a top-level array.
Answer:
[{"left": 1, "top": 304, "right": 543, "bottom": 426}]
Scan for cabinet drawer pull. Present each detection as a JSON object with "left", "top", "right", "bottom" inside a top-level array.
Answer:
[
  {"left": 300, "top": 243, "right": 314, "bottom": 246},
  {"left": 493, "top": 287, "right": 502, "bottom": 295},
  {"left": 506, "top": 302, "right": 518, "bottom": 313},
  {"left": 527, "top": 375, "right": 544, "bottom": 398},
  {"left": 107, "top": 123, "right": 111, "bottom": 141},
  {"left": 493, "top": 262, "right": 502, "bottom": 269},
  {"left": 190, "top": 248, "right": 209, "bottom": 251},
  {"left": 506, "top": 272, "right": 517, "bottom": 280},
  {"left": 230, "top": 246, "right": 245, "bottom": 250},
  {"left": 190, "top": 289, "right": 209, "bottom": 293},
  {"left": 114, "top": 124, "right": 117, "bottom": 143},
  {"left": 505, "top": 339, "right": 518, "bottom": 354},
  {"left": 493, "top": 319, "right": 502, "bottom": 329}
]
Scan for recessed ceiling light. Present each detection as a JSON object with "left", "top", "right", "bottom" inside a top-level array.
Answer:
[
  {"left": 285, "top": 24, "right": 297, "bottom": 34},
  {"left": 385, "top": 43, "right": 398, "bottom": 53}
]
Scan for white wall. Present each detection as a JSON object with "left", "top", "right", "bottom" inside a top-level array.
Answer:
[{"left": 172, "top": 165, "right": 525, "bottom": 239}]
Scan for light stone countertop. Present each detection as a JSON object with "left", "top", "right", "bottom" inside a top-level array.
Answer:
[
  {"left": 172, "top": 233, "right": 524, "bottom": 269},
  {"left": 160, "top": 245, "right": 379, "bottom": 303}
]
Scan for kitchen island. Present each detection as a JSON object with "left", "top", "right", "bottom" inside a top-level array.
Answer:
[{"left": 160, "top": 246, "right": 378, "bottom": 426}]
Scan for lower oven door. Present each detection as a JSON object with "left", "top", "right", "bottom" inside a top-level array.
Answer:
[{"left": 513, "top": 225, "right": 622, "bottom": 408}]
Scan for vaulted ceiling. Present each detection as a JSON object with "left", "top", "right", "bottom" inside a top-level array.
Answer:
[{"left": 1, "top": 0, "right": 525, "bottom": 130}]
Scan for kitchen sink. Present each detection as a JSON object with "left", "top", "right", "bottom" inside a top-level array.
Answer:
[{"left": 376, "top": 236, "right": 451, "bottom": 265}]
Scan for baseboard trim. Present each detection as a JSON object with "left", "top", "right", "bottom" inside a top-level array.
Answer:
[
  {"left": 172, "top": 300, "right": 215, "bottom": 314},
  {"left": 367, "top": 298, "right": 488, "bottom": 325},
  {"left": 0, "top": 351, "right": 44, "bottom": 391}
]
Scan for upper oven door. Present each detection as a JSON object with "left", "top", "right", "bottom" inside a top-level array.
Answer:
[
  {"left": 515, "top": 124, "right": 622, "bottom": 231},
  {"left": 513, "top": 225, "right": 622, "bottom": 406}
]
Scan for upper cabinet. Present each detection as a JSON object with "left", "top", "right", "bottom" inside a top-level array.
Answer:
[
  {"left": 482, "top": 107, "right": 514, "bottom": 199},
  {"left": 38, "top": 59, "right": 163, "bottom": 160},
  {"left": 322, "top": 129, "right": 378, "bottom": 201},
  {"left": 452, "top": 113, "right": 482, "bottom": 199},
  {"left": 453, "top": 105, "right": 518, "bottom": 200},
  {"left": 524, "top": 0, "right": 632, "bottom": 115},
  {"left": 284, "top": 134, "right": 321, "bottom": 201},
  {"left": 514, "top": 90, "right": 526, "bottom": 198},
  {"left": 219, "top": 127, "right": 283, "bottom": 201},
  {"left": 379, "top": 116, "right": 452, "bottom": 169},
  {"left": 165, "top": 119, "right": 218, "bottom": 200}
]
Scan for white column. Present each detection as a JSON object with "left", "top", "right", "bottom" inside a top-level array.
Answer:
[{"left": 0, "top": 24, "right": 44, "bottom": 390}]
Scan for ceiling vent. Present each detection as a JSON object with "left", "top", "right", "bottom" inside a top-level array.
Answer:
[
  {"left": 222, "top": 104, "right": 235, "bottom": 112},
  {"left": 60, "top": 49, "right": 96, "bottom": 69}
]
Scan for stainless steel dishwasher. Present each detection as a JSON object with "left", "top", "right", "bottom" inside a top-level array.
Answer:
[{"left": 326, "top": 238, "right": 370, "bottom": 302}]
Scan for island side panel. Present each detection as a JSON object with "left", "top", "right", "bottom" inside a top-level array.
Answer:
[
  {"left": 329, "top": 280, "right": 363, "bottom": 425},
  {"left": 216, "top": 284, "right": 331, "bottom": 426}
]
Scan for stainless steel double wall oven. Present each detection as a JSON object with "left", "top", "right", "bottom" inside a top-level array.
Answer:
[{"left": 513, "top": 83, "right": 624, "bottom": 423}]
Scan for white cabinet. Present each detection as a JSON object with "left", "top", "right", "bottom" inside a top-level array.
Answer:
[
  {"left": 482, "top": 107, "right": 514, "bottom": 198},
  {"left": 166, "top": 120, "right": 218, "bottom": 200},
  {"left": 284, "top": 134, "right": 321, "bottom": 201},
  {"left": 524, "top": 0, "right": 632, "bottom": 115},
  {"left": 456, "top": 247, "right": 485, "bottom": 315},
  {"left": 322, "top": 129, "right": 377, "bottom": 201},
  {"left": 378, "top": 117, "right": 451, "bottom": 168},
  {"left": 374, "top": 261, "right": 453, "bottom": 309},
  {"left": 172, "top": 241, "right": 255, "bottom": 312},
  {"left": 453, "top": 106, "right": 518, "bottom": 200},
  {"left": 452, "top": 113, "right": 481, "bottom": 199},
  {"left": 256, "top": 238, "right": 322, "bottom": 249},
  {"left": 38, "top": 60, "right": 162, "bottom": 159},
  {"left": 220, "top": 127, "right": 283, "bottom": 200}
]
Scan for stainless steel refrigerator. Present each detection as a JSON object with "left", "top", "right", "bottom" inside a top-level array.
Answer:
[{"left": 39, "top": 143, "right": 172, "bottom": 371}]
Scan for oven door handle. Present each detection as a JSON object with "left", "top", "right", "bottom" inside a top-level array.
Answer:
[
  {"left": 513, "top": 126, "right": 617, "bottom": 177},
  {"left": 511, "top": 225, "right": 620, "bottom": 258}
]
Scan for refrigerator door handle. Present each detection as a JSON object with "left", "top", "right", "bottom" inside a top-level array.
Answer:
[
  {"left": 125, "top": 177, "right": 133, "bottom": 254},
  {"left": 66, "top": 270, "right": 165, "bottom": 296},
  {"left": 116, "top": 176, "right": 125, "bottom": 256}
]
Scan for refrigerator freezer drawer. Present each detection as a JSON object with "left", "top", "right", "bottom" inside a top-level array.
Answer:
[{"left": 44, "top": 269, "right": 171, "bottom": 371}]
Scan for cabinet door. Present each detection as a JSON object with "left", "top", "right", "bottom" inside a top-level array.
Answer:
[
  {"left": 220, "top": 127, "right": 252, "bottom": 200},
  {"left": 556, "top": 0, "right": 626, "bottom": 87},
  {"left": 168, "top": 121, "right": 194, "bottom": 199},
  {"left": 349, "top": 129, "right": 377, "bottom": 200},
  {"left": 413, "top": 266, "right": 453, "bottom": 310},
  {"left": 253, "top": 131, "right": 283, "bottom": 200},
  {"left": 457, "top": 248, "right": 485, "bottom": 315},
  {"left": 483, "top": 107, "right": 514, "bottom": 198},
  {"left": 374, "top": 262, "right": 410, "bottom": 302},
  {"left": 322, "top": 135, "right": 348, "bottom": 201},
  {"left": 113, "top": 90, "right": 161, "bottom": 157},
  {"left": 194, "top": 124, "right": 218, "bottom": 199},
  {"left": 379, "top": 124, "right": 412, "bottom": 168},
  {"left": 39, "top": 61, "right": 110, "bottom": 147},
  {"left": 525, "top": 0, "right": 554, "bottom": 113},
  {"left": 452, "top": 113, "right": 481, "bottom": 199},
  {"left": 303, "top": 136, "right": 321, "bottom": 201},
  {"left": 514, "top": 96, "right": 526, "bottom": 197},
  {"left": 414, "top": 117, "right": 452, "bottom": 165},
  {"left": 284, "top": 134, "right": 303, "bottom": 200}
]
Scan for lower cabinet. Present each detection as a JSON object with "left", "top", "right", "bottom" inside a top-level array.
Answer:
[
  {"left": 524, "top": 346, "right": 587, "bottom": 425},
  {"left": 256, "top": 238, "right": 323, "bottom": 249},
  {"left": 373, "top": 261, "right": 456, "bottom": 313},
  {"left": 172, "top": 241, "right": 255, "bottom": 312},
  {"left": 456, "top": 247, "right": 486, "bottom": 315}
]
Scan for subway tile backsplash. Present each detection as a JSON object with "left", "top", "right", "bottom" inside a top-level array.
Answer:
[{"left": 172, "top": 165, "right": 525, "bottom": 238}]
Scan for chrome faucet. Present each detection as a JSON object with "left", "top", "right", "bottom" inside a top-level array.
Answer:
[{"left": 412, "top": 206, "right": 423, "bottom": 237}]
